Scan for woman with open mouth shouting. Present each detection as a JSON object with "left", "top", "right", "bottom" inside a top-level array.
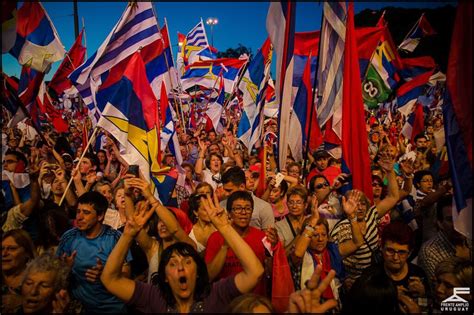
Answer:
[{"left": 101, "top": 191, "right": 264, "bottom": 313}]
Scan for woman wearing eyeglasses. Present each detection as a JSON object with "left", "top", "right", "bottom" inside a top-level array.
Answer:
[
  {"left": 330, "top": 152, "right": 400, "bottom": 289},
  {"left": 275, "top": 186, "right": 313, "bottom": 255},
  {"left": 378, "top": 221, "right": 429, "bottom": 313},
  {"left": 414, "top": 170, "right": 452, "bottom": 243},
  {"left": 289, "top": 191, "right": 363, "bottom": 310}
]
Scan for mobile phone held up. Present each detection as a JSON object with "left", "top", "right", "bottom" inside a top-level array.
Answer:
[{"left": 127, "top": 165, "right": 139, "bottom": 177}]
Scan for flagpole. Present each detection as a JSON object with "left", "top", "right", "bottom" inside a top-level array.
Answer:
[
  {"left": 82, "top": 18, "right": 87, "bottom": 59},
  {"left": 397, "top": 14, "right": 423, "bottom": 50},
  {"left": 303, "top": 5, "right": 326, "bottom": 182},
  {"left": 221, "top": 59, "right": 249, "bottom": 113},
  {"left": 58, "top": 127, "right": 99, "bottom": 206},
  {"left": 151, "top": 4, "right": 186, "bottom": 132},
  {"left": 164, "top": 17, "right": 187, "bottom": 129},
  {"left": 3, "top": 75, "right": 49, "bottom": 146}
]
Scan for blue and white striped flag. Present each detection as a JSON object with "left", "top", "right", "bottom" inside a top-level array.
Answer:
[
  {"left": 316, "top": 2, "right": 347, "bottom": 140},
  {"left": 69, "top": 2, "right": 161, "bottom": 126},
  {"left": 186, "top": 20, "right": 208, "bottom": 47},
  {"left": 266, "top": 1, "right": 296, "bottom": 170}
]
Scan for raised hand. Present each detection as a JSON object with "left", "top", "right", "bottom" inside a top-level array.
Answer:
[
  {"left": 378, "top": 151, "right": 395, "bottom": 172},
  {"left": 342, "top": 190, "right": 361, "bottom": 218},
  {"left": 71, "top": 168, "right": 82, "bottom": 182},
  {"left": 61, "top": 250, "right": 77, "bottom": 268},
  {"left": 333, "top": 173, "right": 350, "bottom": 190},
  {"left": 287, "top": 265, "right": 338, "bottom": 313},
  {"left": 201, "top": 192, "right": 229, "bottom": 230},
  {"left": 264, "top": 226, "right": 279, "bottom": 248},
  {"left": 308, "top": 196, "right": 319, "bottom": 226},
  {"left": 52, "top": 289, "right": 70, "bottom": 313},
  {"left": 197, "top": 137, "right": 207, "bottom": 154},
  {"left": 124, "top": 177, "right": 153, "bottom": 200},
  {"left": 85, "top": 258, "right": 104, "bottom": 283},
  {"left": 126, "top": 200, "right": 155, "bottom": 236},
  {"left": 85, "top": 170, "right": 98, "bottom": 185},
  {"left": 400, "top": 160, "right": 414, "bottom": 177}
]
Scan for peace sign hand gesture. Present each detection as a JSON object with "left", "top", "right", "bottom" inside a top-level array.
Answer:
[{"left": 200, "top": 193, "right": 229, "bottom": 230}]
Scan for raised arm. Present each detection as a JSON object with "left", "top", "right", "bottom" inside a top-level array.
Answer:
[
  {"left": 337, "top": 191, "right": 364, "bottom": 258},
  {"left": 376, "top": 152, "right": 400, "bottom": 218},
  {"left": 194, "top": 138, "right": 207, "bottom": 177},
  {"left": 291, "top": 197, "right": 319, "bottom": 265},
  {"left": 125, "top": 178, "right": 196, "bottom": 249},
  {"left": 101, "top": 203, "right": 155, "bottom": 302},
  {"left": 201, "top": 194, "right": 264, "bottom": 294}
]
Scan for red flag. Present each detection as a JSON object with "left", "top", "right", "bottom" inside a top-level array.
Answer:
[
  {"left": 376, "top": 10, "right": 386, "bottom": 27},
  {"left": 419, "top": 14, "right": 436, "bottom": 36},
  {"left": 48, "top": 30, "right": 86, "bottom": 95},
  {"left": 159, "top": 81, "right": 169, "bottom": 126},
  {"left": 411, "top": 103, "right": 424, "bottom": 144},
  {"left": 323, "top": 118, "right": 341, "bottom": 145},
  {"left": 255, "top": 146, "right": 267, "bottom": 198},
  {"left": 446, "top": 1, "right": 472, "bottom": 167},
  {"left": 342, "top": 2, "right": 373, "bottom": 201}
]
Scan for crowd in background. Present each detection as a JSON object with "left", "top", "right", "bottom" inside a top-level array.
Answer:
[{"left": 1, "top": 99, "right": 472, "bottom": 314}]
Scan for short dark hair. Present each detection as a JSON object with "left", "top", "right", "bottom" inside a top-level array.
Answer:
[
  {"left": 342, "top": 268, "right": 399, "bottom": 314},
  {"left": 414, "top": 133, "right": 428, "bottom": 143},
  {"left": 221, "top": 166, "right": 246, "bottom": 186},
  {"left": 205, "top": 152, "right": 223, "bottom": 169},
  {"left": 227, "top": 191, "right": 254, "bottom": 212},
  {"left": 5, "top": 149, "right": 28, "bottom": 166},
  {"left": 309, "top": 175, "right": 329, "bottom": 194},
  {"left": 155, "top": 242, "right": 210, "bottom": 306},
  {"left": 381, "top": 221, "right": 414, "bottom": 249},
  {"left": 83, "top": 152, "right": 99, "bottom": 169},
  {"left": 414, "top": 170, "right": 433, "bottom": 188},
  {"left": 77, "top": 191, "right": 108, "bottom": 216}
]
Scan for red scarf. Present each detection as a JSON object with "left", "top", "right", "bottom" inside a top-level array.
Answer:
[{"left": 311, "top": 248, "right": 334, "bottom": 299}]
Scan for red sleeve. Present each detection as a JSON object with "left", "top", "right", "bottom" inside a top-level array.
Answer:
[
  {"left": 204, "top": 231, "right": 224, "bottom": 264},
  {"left": 168, "top": 207, "right": 193, "bottom": 234}
]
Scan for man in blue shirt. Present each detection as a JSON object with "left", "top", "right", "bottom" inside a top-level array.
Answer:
[{"left": 56, "top": 191, "right": 132, "bottom": 313}]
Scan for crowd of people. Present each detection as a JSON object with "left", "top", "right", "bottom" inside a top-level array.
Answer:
[{"left": 1, "top": 100, "right": 472, "bottom": 314}]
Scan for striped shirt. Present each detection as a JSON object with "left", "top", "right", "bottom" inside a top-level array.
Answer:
[
  {"left": 417, "top": 230, "right": 456, "bottom": 292},
  {"left": 330, "top": 205, "right": 380, "bottom": 279}
]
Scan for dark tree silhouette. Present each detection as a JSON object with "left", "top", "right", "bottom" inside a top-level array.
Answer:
[{"left": 217, "top": 44, "right": 253, "bottom": 59}]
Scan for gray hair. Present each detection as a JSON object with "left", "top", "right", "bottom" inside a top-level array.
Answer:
[{"left": 22, "top": 253, "right": 71, "bottom": 292}]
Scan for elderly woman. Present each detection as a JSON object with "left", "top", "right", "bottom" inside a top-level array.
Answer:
[
  {"left": 330, "top": 153, "right": 399, "bottom": 285},
  {"left": 19, "top": 253, "right": 71, "bottom": 313},
  {"left": 275, "top": 186, "right": 316, "bottom": 255},
  {"left": 2, "top": 229, "right": 36, "bottom": 313},
  {"left": 101, "top": 193, "right": 264, "bottom": 313},
  {"left": 290, "top": 191, "right": 363, "bottom": 307}
]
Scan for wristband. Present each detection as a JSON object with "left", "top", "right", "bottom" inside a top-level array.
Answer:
[{"left": 304, "top": 225, "right": 315, "bottom": 233}]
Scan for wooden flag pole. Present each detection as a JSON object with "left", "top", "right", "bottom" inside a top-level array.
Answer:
[
  {"left": 151, "top": 4, "right": 186, "bottom": 132},
  {"left": 58, "top": 127, "right": 99, "bottom": 206}
]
